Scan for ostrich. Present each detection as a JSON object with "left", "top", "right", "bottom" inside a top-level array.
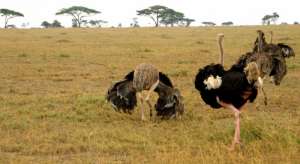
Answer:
[
  {"left": 106, "top": 63, "right": 184, "bottom": 120},
  {"left": 237, "top": 30, "right": 295, "bottom": 85},
  {"left": 194, "top": 34, "right": 263, "bottom": 150}
]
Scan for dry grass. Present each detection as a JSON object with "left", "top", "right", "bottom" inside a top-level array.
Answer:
[{"left": 0, "top": 26, "right": 299, "bottom": 163}]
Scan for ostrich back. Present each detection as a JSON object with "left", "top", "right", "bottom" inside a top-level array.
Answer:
[{"left": 133, "top": 63, "right": 159, "bottom": 92}]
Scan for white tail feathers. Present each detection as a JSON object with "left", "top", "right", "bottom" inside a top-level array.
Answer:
[{"left": 203, "top": 75, "right": 222, "bottom": 90}]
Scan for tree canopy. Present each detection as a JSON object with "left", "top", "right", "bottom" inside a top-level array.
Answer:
[
  {"left": 130, "top": 17, "right": 139, "bottom": 27},
  {"left": 181, "top": 18, "right": 195, "bottom": 27},
  {"left": 262, "top": 12, "right": 280, "bottom": 25},
  {"left": 89, "top": 20, "right": 107, "bottom": 27},
  {"left": 41, "top": 21, "right": 51, "bottom": 28},
  {"left": 0, "top": 8, "right": 24, "bottom": 28},
  {"left": 202, "top": 21, "right": 216, "bottom": 26},
  {"left": 222, "top": 21, "right": 234, "bottom": 26},
  {"left": 41, "top": 20, "right": 63, "bottom": 28},
  {"left": 56, "top": 6, "right": 100, "bottom": 28},
  {"left": 160, "top": 9, "right": 184, "bottom": 27},
  {"left": 137, "top": 5, "right": 168, "bottom": 27},
  {"left": 137, "top": 5, "right": 194, "bottom": 27},
  {"left": 52, "top": 20, "right": 63, "bottom": 28}
]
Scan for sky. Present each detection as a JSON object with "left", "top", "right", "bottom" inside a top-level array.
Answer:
[{"left": 1, "top": 0, "right": 299, "bottom": 28}]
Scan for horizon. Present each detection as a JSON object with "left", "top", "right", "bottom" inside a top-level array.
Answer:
[{"left": 1, "top": 0, "right": 299, "bottom": 28}]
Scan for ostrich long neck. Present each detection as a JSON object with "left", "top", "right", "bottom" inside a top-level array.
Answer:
[
  {"left": 218, "top": 34, "right": 224, "bottom": 66},
  {"left": 257, "top": 31, "right": 263, "bottom": 53},
  {"left": 270, "top": 31, "right": 273, "bottom": 44}
]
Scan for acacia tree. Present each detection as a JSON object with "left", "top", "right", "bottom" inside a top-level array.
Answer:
[
  {"left": 262, "top": 15, "right": 271, "bottom": 25},
  {"left": 202, "top": 21, "right": 216, "bottom": 26},
  {"left": 56, "top": 6, "right": 100, "bottom": 28},
  {"left": 271, "top": 12, "right": 279, "bottom": 24},
  {"left": 41, "top": 21, "right": 51, "bottom": 28},
  {"left": 41, "top": 20, "right": 63, "bottom": 28},
  {"left": 160, "top": 9, "right": 184, "bottom": 27},
  {"left": 137, "top": 5, "right": 168, "bottom": 27},
  {"left": 222, "top": 21, "right": 234, "bottom": 26},
  {"left": 89, "top": 20, "right": 107, "bottom": 27},
  {"left": 52, "top": 20, "right": 63, "bottom": 28},
  {"left": 181, "top": 18, "right": 195, "bottom": 27},
  {"left": 262, "top": 12, "right": 279, "bottom": 25},
  {"left": 0, "top": 9, "right": 24, "bottom": 28},
  {"left": 130, "top": 17, "right": 139, "bottom": 27}
]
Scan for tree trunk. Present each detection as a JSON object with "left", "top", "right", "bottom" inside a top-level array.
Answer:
[
  {"left": 4, "top": 16, "right": 8, "bottom": 28},
  {"left": 77, "top": 17, "right": 81, "bottom": 28},
  {"left": 155, "top": 13, "right": 159, "bottom": 27}
]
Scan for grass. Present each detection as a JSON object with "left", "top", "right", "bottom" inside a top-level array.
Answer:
[{"left": 0, "top": 26, "right": 299, "bottom": 163}]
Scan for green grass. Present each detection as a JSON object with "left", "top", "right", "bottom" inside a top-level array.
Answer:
[{"left": 0, "top": 26, "right": 299, "bottom": 163}]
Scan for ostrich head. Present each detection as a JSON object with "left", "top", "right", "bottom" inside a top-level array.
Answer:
[{"left": 244, "top": 62, "right": 263, "bottom": 87}]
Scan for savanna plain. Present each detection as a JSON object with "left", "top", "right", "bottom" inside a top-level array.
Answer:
[{"left": 0, "top": 26, "right": 299, "bottom": 163}]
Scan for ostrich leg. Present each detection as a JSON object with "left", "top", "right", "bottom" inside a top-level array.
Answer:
[
  {"left": 231, "top": 108, "right": 241, "bottom": 150},
  {"left": 261, "top": 87, "right": 268, "bottom": 105},
  {"left": 137, "top": 93, "right": 145, "bottom": 121},
  {"left": 145, "top": 80, "right": 159, "bottom": 118},
  {"left": 217, "top": 97, "right": 241, "bottom": 150}
]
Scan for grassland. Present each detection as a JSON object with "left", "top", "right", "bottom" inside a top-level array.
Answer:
[{"left": 0, "top": 26, "right": 299, "bottom": 163}]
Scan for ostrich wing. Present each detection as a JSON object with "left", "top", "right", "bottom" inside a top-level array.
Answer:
[
  {"left": 159, "top": 72, "right": 173, "bottom": 87},
  {"left": 154, "top": 72, "right": 184, "bottom": 119},
  {"left": 194, "top": 64, "right": 225, "bottom": 108},
  {"left": 277, "top": 43, "right": 295, "bottom": 58},
  {"left": 106, "top": 71, "right": 137, "bottom": 113}
]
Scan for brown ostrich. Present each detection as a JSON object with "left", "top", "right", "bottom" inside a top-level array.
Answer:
[
  {"left": 238, "top": 30, "right": 295, "bottom": 85},
  {"left": 236, "top": 30, "right": 295, "bottom": 105},
  {"left": 133, "top": 63, "right": 160, "bottom": 120},
  {"left": 106, "top": 63, "right": 184, "bottom": 120}
]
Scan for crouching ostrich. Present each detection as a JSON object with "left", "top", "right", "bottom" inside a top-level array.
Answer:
[
  {"left": 194, "top": 34, "right": 263, "bottom": 150},
  {"left": 106, "top": 63, "right": 184, "bottom": 120}
]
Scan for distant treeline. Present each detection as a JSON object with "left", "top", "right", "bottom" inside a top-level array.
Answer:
[{"left": 0, "top": 6, "right": 298, "bottom": 28}]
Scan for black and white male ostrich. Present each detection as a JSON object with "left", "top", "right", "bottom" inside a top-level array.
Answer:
[
  {"left": 194, "top": 34, "right": 263, "bottom": 150},
  {"left": 106, "top": 63, "right": 184, "bottom": 120}
]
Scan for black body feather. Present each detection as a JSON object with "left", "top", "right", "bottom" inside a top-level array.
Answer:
[
  {"left": 194, "top": 63, "right": 258, "bottom": 109},
  {"left": 195, "top": 64, "right": 225, "bottom": 108},
  {"left": 106, "top": 71, "right": 137, "bottom": 113},
  {"left": 277, "top": 43, "right": 295, "bottom": 58},
  {"left": 158, "top": 72, "right": 173, "bottom": 87},
  {"left": 154, "top": 72, "right": 184, "bottom": 119}
]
